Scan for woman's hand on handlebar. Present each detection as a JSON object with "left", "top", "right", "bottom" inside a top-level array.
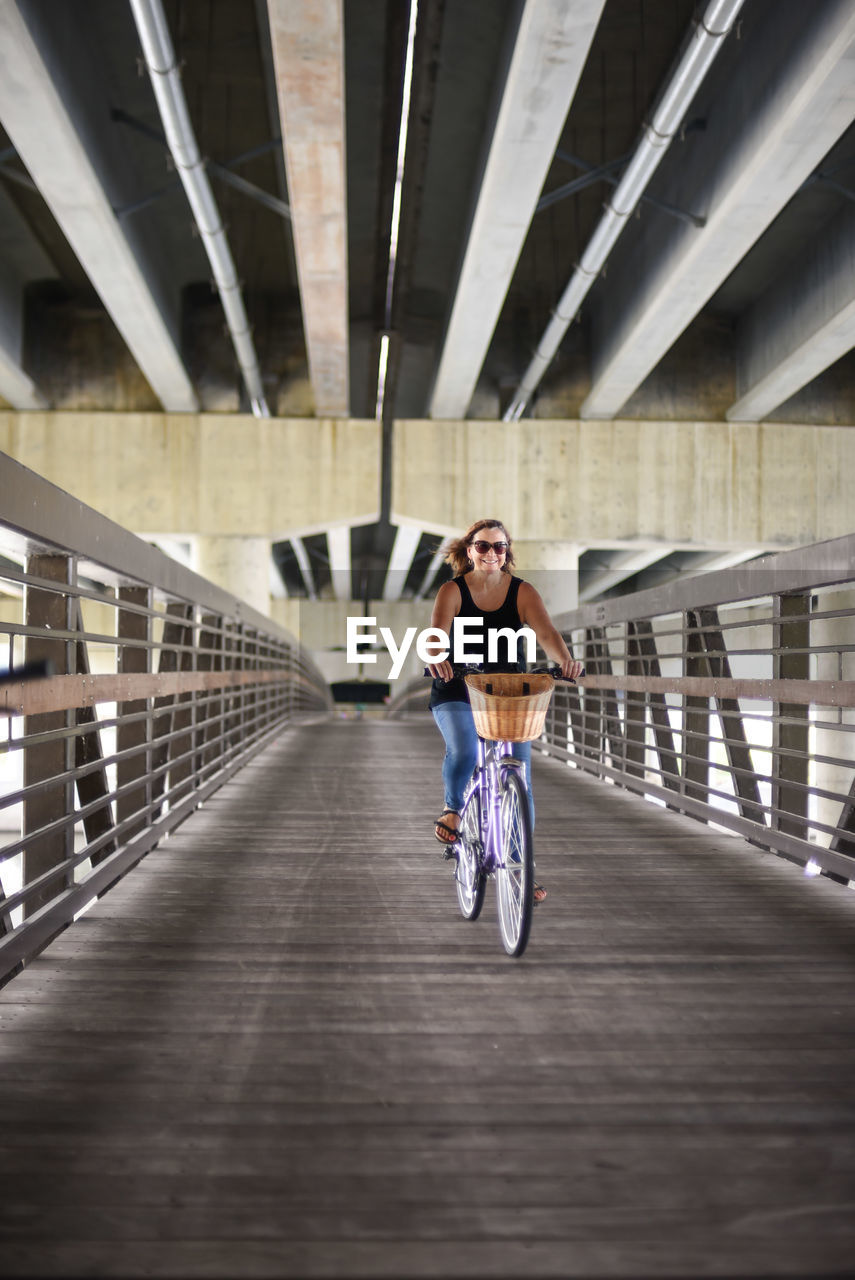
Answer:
[
  {"left": 427, "top": 658, "right": 455, "bottom": 682},
  {"left": 557, "top": 657, "right": 585, "bottom": 681}
]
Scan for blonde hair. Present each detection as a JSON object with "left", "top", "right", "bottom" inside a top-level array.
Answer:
[{"left": 443, "top": 518, "right": 515, "bottom": 576}]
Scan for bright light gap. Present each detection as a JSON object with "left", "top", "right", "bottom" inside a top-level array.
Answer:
[
  {"left": 374, "top": 333, "right": 390, "bottom": 422},
  {"left": 376, "top": 0, "right": 418, "bottom": 421}
]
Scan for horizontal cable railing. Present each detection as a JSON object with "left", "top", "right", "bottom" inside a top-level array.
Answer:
[
  {"left": 387, "top": 535, "right": 855, "bottom": 883},
  {"left": 0, "top": 453, "right": 332, "bottom": 981},
  {"left": 546, "top": 536, "right": 855, "bottom": 883}
]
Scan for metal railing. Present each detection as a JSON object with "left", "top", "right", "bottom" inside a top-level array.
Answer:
[
  {"left": 0, "top": 453, "right": 331, "bottom": 981},
  {"left": 388, "top": 535, "right": 855, "bottom": 883}
]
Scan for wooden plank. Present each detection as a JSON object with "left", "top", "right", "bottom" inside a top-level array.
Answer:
[
  {"left": 576, "top": 673, "right": 855, "bottom": 706},
  {"left": 1, "top": 719, "right": 854, "bottom": 1278},
  {"left": 0, "top": 666, "right": 312, "bottom": 717}
]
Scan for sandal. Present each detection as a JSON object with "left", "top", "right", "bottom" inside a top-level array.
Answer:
[
  {"left": 533, "top": 883, "right": 547, "bottom": 904},
  {"left": 434, "top": 809, "right": 460, "bottom": 844}
]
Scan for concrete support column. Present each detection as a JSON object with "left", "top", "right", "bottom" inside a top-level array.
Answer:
[
  {"left": 511, "top": 541, "right": 581, "bottom": 622},
  {"left": 194, "top": 536, "right": 272, "bottom": 618}
]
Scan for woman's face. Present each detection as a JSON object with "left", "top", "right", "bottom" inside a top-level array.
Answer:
[{"left": 467, "top": 528, "right": 509, "bottom": 570}]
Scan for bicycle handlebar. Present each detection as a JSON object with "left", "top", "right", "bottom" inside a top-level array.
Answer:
[
  {"left": 424, "top": 662, "right": 585, "bottom": 684},
  {"left": 529, "top": 665, "right": 586, "bottom": 681}
]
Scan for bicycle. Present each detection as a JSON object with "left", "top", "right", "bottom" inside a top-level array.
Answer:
[{"left": 430, "top": 664, "right": 580, "bottom": 958}]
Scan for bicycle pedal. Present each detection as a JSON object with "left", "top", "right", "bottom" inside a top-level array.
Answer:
[{"left": 442, "top": 844, "right": 458, "bottom": 862}]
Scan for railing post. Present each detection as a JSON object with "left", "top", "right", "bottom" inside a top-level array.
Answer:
[
  {"left": 189, "top": 605, "right": 200, "bottom": 786},
  {"left": 683, "top": 610, "right": 709, "bottom": 807},
  {"left": 23, "top": 554, "right": 73, "bottom": 915},
  {"left": 581, "top": 628, "right": 601, "bottom": 771},
  {"left": 211, "top": 614, "right": 227, "bottom": 769},
  {"left": 222, "top": 621, "right": 237, "bottom": 757},
  {"left": 245, "top": 625, "right": 259, "bottom": 741},
  {"left": 625, "top": 620, "right": 646, "bottom": 779},
  {"left": 627, "top": 619, "right": 681, "bottom": 794},
  {"left": 772, "top": 593, "right": 810, "bottom": 838},
  {"left": 116, "top": 586, "right": 152, "bottom": 841},
  {"left": 551, "top": 682, "right": 569, "bottom": 758},
  {"left": 196, "top": 612, "right": 216, "bottom": 779},
  {"left": 589, "top": 625, "right": 624, "bottom": 769},
  {"left": 697, "top": 606, "right": 765, "bottom": 826},
  {"left": 151, "top": 602, "right": 195, "bottom": 816},
  {"left": 564, "top": 628, "right": 584, "bottom": 763},
  {"left": 237, "top": 622, "right": 248, "bottom": 747},
  {"left": 73, "top": 601, "right": 116, "bottom": 866}
]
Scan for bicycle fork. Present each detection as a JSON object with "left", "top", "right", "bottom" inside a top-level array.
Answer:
[{"left": 482, "top": 739, "right": 527, "bottom": 875}]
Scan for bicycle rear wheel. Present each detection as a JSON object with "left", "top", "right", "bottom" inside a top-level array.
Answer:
[
  {"left": 495, "top": 767, "right": 534, "bottom": 956},
  {"left": 456, "top": 785, "right": 485, "bottom": 921}
]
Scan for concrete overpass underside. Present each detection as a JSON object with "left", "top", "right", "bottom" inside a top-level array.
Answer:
[{"left": 0, "top": 0, "right": 854, "bottom": 669}]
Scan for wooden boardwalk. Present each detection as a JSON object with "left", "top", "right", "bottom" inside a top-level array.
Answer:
[{"left": 1, "top": 716, "right": 855, "bottom": 1278}]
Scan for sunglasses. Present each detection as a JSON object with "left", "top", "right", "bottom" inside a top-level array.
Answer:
[{"left": 470, "top": 540, "right": 508, "bottom": 555}]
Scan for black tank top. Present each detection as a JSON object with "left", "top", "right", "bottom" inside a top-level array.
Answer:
[{"left": 429, "top": 574, "right": 528, "bottom": 708}]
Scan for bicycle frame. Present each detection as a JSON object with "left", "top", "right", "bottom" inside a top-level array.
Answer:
[{"left": 462, "top": 736, "right": 525, "bottom": 875}]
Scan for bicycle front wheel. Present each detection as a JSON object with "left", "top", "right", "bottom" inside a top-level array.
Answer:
[
  {"left": 495, "top": 767, "right": 534, "bottom": 957},
  {"left": 456, "top": 786, "right": 485, "bottom": 921}
]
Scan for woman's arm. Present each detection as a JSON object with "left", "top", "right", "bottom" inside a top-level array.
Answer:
[
  {"left": 518, "top": 581, "right": 584, "bottom": 680},
  {"left": 426, "top": 580, "right": 461, "bottom": 681}
]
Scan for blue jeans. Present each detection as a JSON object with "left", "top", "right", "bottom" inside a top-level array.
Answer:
[{"left": 432, "top": 700, "right": 534, "bottom": 826}]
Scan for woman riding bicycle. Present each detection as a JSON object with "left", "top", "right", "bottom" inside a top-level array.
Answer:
[{"left": 426, "top": 518, "right": 583, "bottom": 900}]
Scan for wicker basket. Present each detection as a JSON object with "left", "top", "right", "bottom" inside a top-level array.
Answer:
[{"left": 465, "top": 671, "right": 555, "bottom": 742}]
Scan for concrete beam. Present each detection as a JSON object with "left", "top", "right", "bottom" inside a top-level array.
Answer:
[
  {"left": 6, "top": 411, "right": 853, "bottom": 570},
  {"left": 580, "top": 2, "right": 855, "bottom": 420},
  {"left": 0, "top": 339, "right": 47, "bottom": 412},
  {"left": 728, "top": 200, "right": 855, "bottom": 422},
  {"left": 513, "top": 540, "right": 581, "bottom": 615},
  {"left": 0, "top": 412, "right": 380, "bottom": 537},
  {"left": 429, "top": 0, "right": 605, "bottom": 419},
  {"left": 393, "top": 417, "right": 855, "bottom": 548},
  {"left": 195, "top": 535, "right": 273, "bottom": 616},
  {"left": 687, "top": 547, "right": 766, "bottom": 573},
  {"left": 579, "top": 546, "right": 676, "bottom": 603},
  {"left": 0, "top": 182, "right": 52, "bottom": 409},
  {"left": 0, "top": 2, "right": 197, "bottom": 413},
  {"left": 267, "top": 0, "right": 349, "bottom": 417}
]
